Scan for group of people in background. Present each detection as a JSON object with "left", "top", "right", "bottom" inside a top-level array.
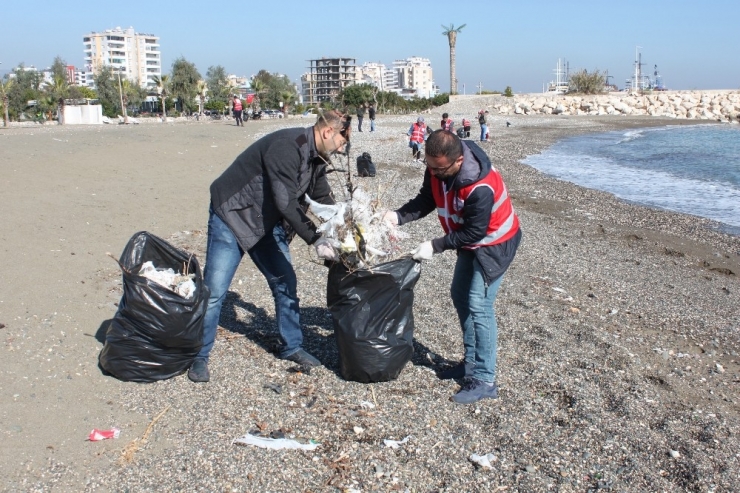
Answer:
[
  {"left": 355, "top": 103, "right": 376, "bottom": 132},
  {"left": 407, "top": 109, "right": 491, "bottom": 162}
]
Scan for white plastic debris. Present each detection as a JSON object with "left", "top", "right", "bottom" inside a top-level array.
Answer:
[
  {"left": 360, "top": 401, "right": 376, "bottom": 409},
  {"left": 232, "top": 433, "right": 320, "bottom": 450},
  {"left": 470, "top": 452, "right": 497, "bottom": 469},
  {"left": 383, "top": 435, "right": 412, "bottom": 449},
  {"left": 138, "top": 261, "right": 196, "bottom": 299}
]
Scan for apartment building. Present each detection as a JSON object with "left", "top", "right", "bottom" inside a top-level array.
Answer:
[
  {"left": 82, "top": 27, "right": 161, "bottom": 88},
  {"left": 303, "top": 58, "right": 358, "bottom": 105},
  {"left": 392, "top": 57, "right": 435, "bottom": 99}
]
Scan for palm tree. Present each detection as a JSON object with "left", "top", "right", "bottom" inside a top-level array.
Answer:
[
  {"left": 151, "top": 75, "right": 170, "bottom": 120},
  {"left": 250, "top": 78, "right": 266, "bottom": 110},
  {"left": 196, "top": 80, "right": 207, "bottom": 116},
  {"left": 45, "top": 75, "right": 69, "bottom": 124},
  {"left": 0, "top": 78, "right": 13, "bottom": 127},
  {"left": 442, "top": 23, "right": 466, "bottom": 95}
]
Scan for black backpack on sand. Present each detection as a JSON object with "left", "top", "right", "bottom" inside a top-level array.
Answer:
[{"left": 356, "top": 152, "right": 376, "bottom": 177}]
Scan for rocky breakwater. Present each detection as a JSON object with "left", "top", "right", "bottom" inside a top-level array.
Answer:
[{"left": 482, "top": 91, "right": 740, "bottom": 122}]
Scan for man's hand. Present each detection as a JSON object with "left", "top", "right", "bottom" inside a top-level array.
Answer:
[
  {"left": 381, "top": 210, "right": 399, "bottom": 226},
  {"left": 314, "top": 237, "right": 337, "bottom": 261},
  {"left": 410, "top": 241, "right": 434, "bottom": 261}
]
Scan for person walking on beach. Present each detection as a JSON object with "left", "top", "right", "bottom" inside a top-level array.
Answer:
[
  {"left": 441, "top": 113, "right": 454, "bottom": 132},
  {"left": 188, "top": 110, "right": 350, "bottom": 382},
  {"left": 478, "top": 110, "right": 489, "bottom": 141},
  {"left": 368, "top": 103, "right": 376, "bottom": 132},
  {"left": 356, "top": 104, "right": 366, "bottom": 132},
  {"left": 407, "top": 116, "right": 427, "bottom": 162},
  {"left": 383, "top": 130, "right": 521, "bottom": 404},
  {"left": 232, "top": 96, "right": 243, "bottom": 126}
]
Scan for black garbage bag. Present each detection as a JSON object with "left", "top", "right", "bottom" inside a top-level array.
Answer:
[
  {"left": 356, "top": 152, "right": 376, "bottom": 177},
  {"left": 327, "top": 258, "right": 421, "bottom": 383},
  {"left": 99, "top": 231, "right": 209, "bottom": 382}
]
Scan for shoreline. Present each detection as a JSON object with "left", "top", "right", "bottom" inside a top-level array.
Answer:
[{"left": 1, "top": 114, "right": 738, "bottom": 491}]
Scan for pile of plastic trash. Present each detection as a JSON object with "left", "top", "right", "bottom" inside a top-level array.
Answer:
[
  {"left": 139, "top": 261, "right": 196, "bottom": 299},
  {"left": 307, "top": 187, "right": 407, "bottom": 267}
]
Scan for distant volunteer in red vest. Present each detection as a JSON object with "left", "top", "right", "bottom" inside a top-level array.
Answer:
[
  {"left": 441, "top": 113, "right": 454, "bottom": 131},
  {"left": 232, "top": 95, "right": 243, "bottom": 126},
  {"left": 407, "top": 116, "right": 427, "bottom": 162},
  {"left": 383, "top": 129, "right": 521, "bottom": 404}
]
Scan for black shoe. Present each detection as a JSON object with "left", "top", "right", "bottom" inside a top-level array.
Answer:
[
  {"left": 188, "top": 358, "right": 210, "bottom": 382},
  {"left": 437, "top": 362, "right": 473, "bottom": 380},
  {"left": 283, "top": 349, "right": 321, "bottom": 367},
  {"left": 452, "top": 378, "right": 498, "bottom": 404}
]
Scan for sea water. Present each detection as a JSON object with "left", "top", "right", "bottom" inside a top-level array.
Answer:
[{"left": 522, "top": 124, "right": 740, "bottom": 236}]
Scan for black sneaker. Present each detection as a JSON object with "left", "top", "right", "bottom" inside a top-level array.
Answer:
[
  {"left": 451, "top": 378, "right": 498, "bottom": 404},
  {"left": 283, "top": 349, "right": 321, "bottom": 368},
  {"left": 437, "top": 362, "right": 473, "bottom": 380},
  {"left": 187, "top": 358, "right": 210, "bottom": 382}
]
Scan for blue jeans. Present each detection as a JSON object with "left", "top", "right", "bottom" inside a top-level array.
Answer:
[
  {"left": 480, "top": 124, "right": 488, "bottom": 141},
  {"left": 450, "top": 250, "right": 505, "bottom": 383},
  {"left": 197, "top": 208, "right": 303, "bottom": 360},
  {"left": 370, "top": 119, "right": 376, "bottom": 132}
]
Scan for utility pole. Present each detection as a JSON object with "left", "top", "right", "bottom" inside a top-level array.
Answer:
[
  {"left": 116, "top": 67, "right": 128, "bottom": 124},
  {"left": 476, "top": 82, "right": 483, "bottom": 95}
]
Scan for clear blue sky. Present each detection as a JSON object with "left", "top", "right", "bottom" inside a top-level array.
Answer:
[{"left": 1, "top": 0, "right": 738, "bottom": 93}]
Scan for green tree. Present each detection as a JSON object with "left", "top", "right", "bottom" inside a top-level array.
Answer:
[
  {"left": 150, "top": 74, "right": 171, "bottom": 118},
  {"left": 49, "top": 56, "right": 69, "bottom": 82},
  {"left": 340, "top": 83, "right": 375, "bottom": 108},
  {"left": 196, "top": 80, "right": 207, "bottom": 114},
  {"left": 442, "top": 23, "right": 466, "bottom": 95},
  {"left": 6, "top": 64, "right": 43, "bottom": 121},
  {"left": 568, "top": 69, "right": 606, "bottom": 94},
  {"left": 504, "top": 86, "right": 513, "bottom": 97},
  {"left": 170, "top": 57, "right": 201, "bottom": 114},
  {"left": 250, "top": 70, "right": 297, "bottom": 111},
  {"left": 43, "top": 74, "right": 69, "bottom": 123},
  {"left": 249, "top": 78, "right": 266, "bottom": 110},
  {"left": 0, "top": 78, "right": 14, "bottom": 126},
  {"left": 94, "top": 66, "right": 121, "bottom": 117},
  {"left": 206, "top": 65, "right": 230, "bottom": 111}
]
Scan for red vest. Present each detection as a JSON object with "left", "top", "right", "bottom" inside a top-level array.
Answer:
[
  {"left": 442, "top": 118, "right": 453, "bottom": 131},
  {"left": 431, "top": 167, "right": 519, "bottom": 249},
  {"left": 233, "top": 99, "right": 242, "bottom": 111},
  {"left": 410, "top": 123, "right": 426, "bottom": 143}
]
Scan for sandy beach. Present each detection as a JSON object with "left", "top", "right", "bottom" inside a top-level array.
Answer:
[{"left": 1, "top": 107, "right": 738, "bottom": 492}]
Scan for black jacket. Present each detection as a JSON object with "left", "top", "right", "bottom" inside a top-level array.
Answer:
[
  {"left": 368, "top": 106, "right": 376, "bottom": 119},
  {"left": 396, "top": 141, "right": 520, "bottom": 284},
  {"left": 210, "top": 127, "right": 335, "bottom": 251}
]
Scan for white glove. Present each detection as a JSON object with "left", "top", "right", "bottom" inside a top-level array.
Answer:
[
  {"left": 382, "top": 210, "right": 399, "bottom": 226},
  {"left": 410, "top": 241, "right": 434, "bottom": 261},
  {"left": 314, "top": 237, "right": 337, "bottom": 261}
]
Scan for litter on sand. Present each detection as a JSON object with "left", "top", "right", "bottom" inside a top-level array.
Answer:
[
  {"left": 88, "top": 428, "right": 120, "bottom": 441},
  {"left": 233, "top": 433, "right": 320, "bottom": 450},
  {"left": 138, "top": 260, "right": 196, "bottom": 299},
  {"left": 470, "top": 452, "right": 497, "bottom": 469},
  {"left": 383, "top": 435, "right": 412, "bottom": 449}
]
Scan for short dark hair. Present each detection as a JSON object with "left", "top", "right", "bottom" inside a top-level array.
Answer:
[
  {"left": 425, "top": 129, "right": 463, "bottom": 162},
  {"left": 442, "top": 113, "right": 449, "bottom": 119}
]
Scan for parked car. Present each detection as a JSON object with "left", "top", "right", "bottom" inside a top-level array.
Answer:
[{"left": 262, "top": 109, "right": 284, "bottom": 119}]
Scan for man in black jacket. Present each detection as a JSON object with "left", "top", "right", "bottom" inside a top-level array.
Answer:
[
  {"left": 383, "top": 130, "right": 521, "bottom": 403},
  {"left": 188, "top": 110, "right": 349, "bottom": 382},
  {"left": 368, "top": 103, "right": 376, "bottom": 132}
]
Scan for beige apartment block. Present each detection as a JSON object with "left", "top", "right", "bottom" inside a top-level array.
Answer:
[{"left": 83, "top": 26, "right": 161, "bottom": 88}]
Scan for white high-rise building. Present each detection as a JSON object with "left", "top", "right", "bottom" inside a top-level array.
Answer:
[
  {"left": 359, "top": 62, "right": 389, "bottom": 91},
  {"left": 392, "top": 57, "right": 435, "bottom": 99},
  {"left": 83, "top": 27, "right": 161, "bottom": 88}
]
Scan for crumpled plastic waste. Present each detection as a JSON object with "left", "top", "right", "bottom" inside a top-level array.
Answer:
[
  {"left": 383, "top": 435, "right": 412, "bottom": 449},
  {"left": 306, "top": 187, "right": 407, "bottom": 267},
  {"left": 470, "top": 452, "right": 497, "bottom": 469},
  {"left": 88, "top": 428, "right": 120, "bottom": 441},
  {"left": 360, "top": 401, "right": 376, "bottom": 409},
  {"left": 233, "top": 433, "right": 320, "bottom": 450},
  {"left": 138, "top": 261, "right": 196, "bottom": 299}
]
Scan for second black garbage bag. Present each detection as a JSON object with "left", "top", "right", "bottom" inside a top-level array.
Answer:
[
  {"left": 327, "top": 258, "right": 421, "bottom": 383},
  {"left": 99, "top": 231, "right": 209, "bottom": 383}
]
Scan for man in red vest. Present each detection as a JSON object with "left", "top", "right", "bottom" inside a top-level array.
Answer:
[
  {"left": 384, "top": 129, "right": 521, "bottom": 404},
  {"left": 407, "top": 116, "right": 427, "bottom": 162},
  {"left": 232, "top": 95, "right": 243, "bottom": 126}
]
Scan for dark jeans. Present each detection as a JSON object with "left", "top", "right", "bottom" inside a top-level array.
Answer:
[
  {"left": 357, "top": 116, "right": 363, "bottom": 131},
  {"left": 234, "top": 110, "right": 243, "bottom": 126},
  {"left": 197, "top": 208, "right": 304, "bottom": 360}
]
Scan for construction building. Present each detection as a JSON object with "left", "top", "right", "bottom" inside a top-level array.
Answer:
[
  {"left": 303, "top": 58, "right": 358, "bottom": 105},
  {"left": 82, "top": 27, "right": 161, "bottom": 88}
]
